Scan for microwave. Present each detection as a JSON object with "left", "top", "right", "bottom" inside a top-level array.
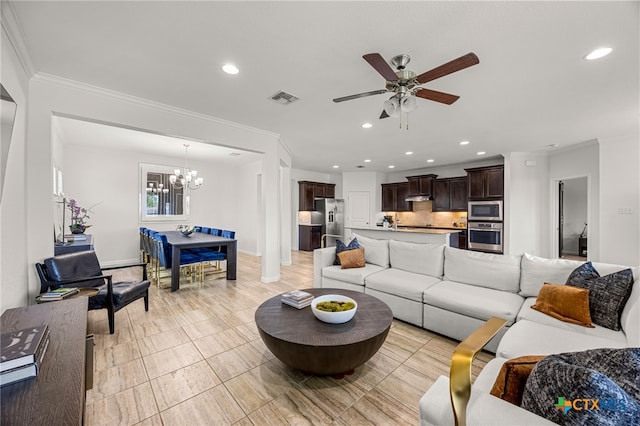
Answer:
[{"left": 468, "top": 200, "right": 503, "bottom": 221}]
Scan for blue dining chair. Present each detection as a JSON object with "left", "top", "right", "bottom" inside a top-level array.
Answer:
[{"left": 153, "top": 233, "right": 204, "bottom": 287}]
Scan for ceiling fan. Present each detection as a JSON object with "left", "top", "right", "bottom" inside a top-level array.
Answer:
[{"left": 333, "top": 52, "right": 479, "bottom": 119}]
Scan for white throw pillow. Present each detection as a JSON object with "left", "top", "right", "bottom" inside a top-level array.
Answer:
[
  {"left": 519, "top": 253, "right": 584, "bottom": 297},
  {"left": 444, "top": 246, "right": 521, "bottom": 293},
  {"left": 352, "top": 233, "right": 390, "bottom": 268},
  {"left": 389, "top": 240, "right": 445, "bottom": 277}
]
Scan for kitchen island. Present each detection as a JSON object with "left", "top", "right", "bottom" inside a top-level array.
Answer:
[{"left": 346, "top": 226, "right": 462, "bottom": 247}]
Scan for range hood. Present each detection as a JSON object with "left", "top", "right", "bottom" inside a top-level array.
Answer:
[
  {"left": 405, "top": 195, "right": 431, "bottom": 202},
  {"left": 405, "top": 174, "right": 437, "bottom": 202}
]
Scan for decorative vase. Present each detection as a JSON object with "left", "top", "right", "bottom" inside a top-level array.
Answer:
[{"left": 69, "top": 224, "right": 86, "bottom": 234}]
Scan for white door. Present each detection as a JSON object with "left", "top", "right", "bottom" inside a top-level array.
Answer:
[{"left": 348, "top": 191, "right": 370, "bottom": 228}]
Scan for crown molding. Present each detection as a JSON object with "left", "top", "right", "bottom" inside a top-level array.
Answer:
[
  {"left": 278, "top": 137, "right": 295, "bottom": 162},
  {"left": 32, "top": 72, "right": 282, "bottom": 140},
  {"left": 1, "top": 1, "right": 36, "bottom": 78}
]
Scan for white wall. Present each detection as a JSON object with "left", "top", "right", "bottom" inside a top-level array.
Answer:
[
  {"left": 236, "top": 161, "right": 262, "bottom": 256},
  {"left": 1, "top": 19, "right": 30, "bottom": 313},
  {"left": 25, "top": 75, "right": 284, "bottom": 299},
  {"left": 504, "top": 152, "right": 550, "bottom": 257},
  {"left": 599, "top": 135, "right": 640, "bottom": 265},
  {"left": 62, "top": 143, "right": 249, "bottom": 264}
]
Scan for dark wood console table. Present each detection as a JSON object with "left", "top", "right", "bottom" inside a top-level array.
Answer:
[
  {"left": 54, "top": 234, "right": 94, "bottom": 256},
  {"left": 1, "top": 298, "right": 91, "bottom": 425}
]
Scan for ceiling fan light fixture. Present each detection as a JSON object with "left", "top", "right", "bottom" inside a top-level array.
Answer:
[
  {"left": 383, "top": 98, "right": 400, "bottom": 117},
  {"left": 400, "top": 95, "right": 416, "bottom": 112}
]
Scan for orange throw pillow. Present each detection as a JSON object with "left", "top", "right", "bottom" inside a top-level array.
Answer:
[
  {"left": 337, "top": 247, "right": 365, "bottom": 269},
  {"left": 490, "top": 355, "right": 546, "bottom": 405},
  {"left": 531, "top": 283, "right": 594, "bottom": 327}
]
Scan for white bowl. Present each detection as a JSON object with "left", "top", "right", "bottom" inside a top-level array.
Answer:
[{"left": 311, "top": 294, "right": 358, "bottom": 324}]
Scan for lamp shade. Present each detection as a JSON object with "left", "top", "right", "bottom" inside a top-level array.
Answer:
[
  {"left": 400, "top": 95, "right": 416, "bottom": 112},
  {"left": 383, "top": 98, "right": 400, "bottom": 117}
]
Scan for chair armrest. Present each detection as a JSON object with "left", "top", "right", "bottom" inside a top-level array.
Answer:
[
  {"left": 313, "top": 247, "right": 336, "bottom": 288},
  {"left": 450, "top": 316, "right": 508, "bottom": 426},
  {"left": 101, "top": 262, "right": 147, "bottom": 271},
  {"left": 49, "top": 274, "right": 113, "bottom": 287}
]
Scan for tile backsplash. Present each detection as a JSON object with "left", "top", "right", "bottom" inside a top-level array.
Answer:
[{"left": 386, "top": 201, "right": 467, "bottom": 228}]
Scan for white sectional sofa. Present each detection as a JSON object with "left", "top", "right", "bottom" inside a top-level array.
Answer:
[{"left": 313, "top": 233, "right": 639, "bottom": 425}]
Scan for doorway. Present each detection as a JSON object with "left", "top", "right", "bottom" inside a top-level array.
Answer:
[{"left": 558, "top": 177, "right": 588, "bottom": 260}]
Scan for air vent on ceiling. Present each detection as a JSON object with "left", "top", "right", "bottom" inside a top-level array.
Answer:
[
  {"left": 356, "top": 165, "right": 365, "bottom": 168},
  {"left": 269, "top": 90, "right": 300, "bottom": 105}
]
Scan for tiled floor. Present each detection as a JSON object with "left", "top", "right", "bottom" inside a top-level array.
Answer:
[{"left": 85, "top": 251, "right": 493, "bottom": 425}]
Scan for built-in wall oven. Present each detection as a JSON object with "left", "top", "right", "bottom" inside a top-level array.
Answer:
[
  {"left": 468, "top": 200, "right": 503, "bottom": 222},
  {"left": 468, "top": 222, "right": 503, "bottom": 253}
]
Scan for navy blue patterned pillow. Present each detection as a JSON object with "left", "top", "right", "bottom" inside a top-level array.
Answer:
[
  {"left": 522, "top": 348, "right": 640, "bottom": 425},
  {"left": 334, "top": 238, "right": 362, "bottom": 265},
  {"left": 566, "top": 262, "right": 634, "bottom": 331}
]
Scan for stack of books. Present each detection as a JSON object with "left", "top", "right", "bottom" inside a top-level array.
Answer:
[
  {"left": 64, "top": 234, "right": 88, "bottom": 241},
  {"left": 38, "top": 287, "right": 79, "bottom": 302},
  {"left": 1, "top": 324, "right": 50, "bottom": 386},
  {"left": 281, "top": 290, "right": 314, "bottom": 309}
]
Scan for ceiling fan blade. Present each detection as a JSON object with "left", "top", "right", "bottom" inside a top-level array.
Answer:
[
  {"left": 414, "top": 88, "right": 460, "bottom": 105},
  {"left": 333, "top": 89, "right": 388, "bottom": 103},
  {"left": 379, "top": 110, "right": 390, "bottom": 119},
  {"left": 363, "top": 53, "right": 399, "bottom": 82},
  {"left": 415, "top": 52, "right": 479, "bottom": 84}
]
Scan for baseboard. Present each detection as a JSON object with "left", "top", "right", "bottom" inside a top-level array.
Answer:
[
  {"left": 101, "top": 258, "right": 141, "bottom": 267},
  {"left": 238, "top": 248, "right": 259, "bottom": 256},
  {"left": 261, "top": 274, "right": 281, "bottom": 283}
]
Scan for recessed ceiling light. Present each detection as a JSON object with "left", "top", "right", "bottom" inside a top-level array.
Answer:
[
  {"left": 332, "top": 165, "right": 339, "bottom": 169},
  {"left": 405, "top": 151, "right": 413, "bottom": 155},
  {"left": 459, "top": 140, "right": 470, "bottom": 145},
  {"left": 427, "top": 159, "right": 434, "bottom": 163},
  {"left": 388, "top": 165, "right": 395, "bottom": 169},
  {"left": 477, "top": 151, "right": 486, "bottom": 156},
  {"left": 362, "top": 123, "right": 373, "bottom": 129},
  {"left": 222, "top": 63, "right": 239, "bottom": 74},
  {"left": 364, "top": 159, "right": 371, "bottom": 163},
  {"left": 585, "top": 47, "right": 613, "bottom": 60}
]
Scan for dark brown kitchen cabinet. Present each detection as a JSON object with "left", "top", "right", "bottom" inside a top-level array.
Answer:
[
  {"left": 299, "top": 225, "right": 321, "bottom": 251},
  {"left": 406, "top": 174, "right": 437, "bottom": 199},
  {"left": 465, "top": 165, "right": 504, "bottom": 200},
  {"left": 298, "top": 181, "right": 336, "bottom": 211},
  {"left": 432, "top": 177, "right": 468, "bottom": 212},
  {"left": 381, "top": 182, "right": 412, "bottom": 211}
]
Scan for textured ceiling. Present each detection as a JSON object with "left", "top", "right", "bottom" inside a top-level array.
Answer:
[{"left": 9, "top": 1, "right": 639, "bottom": 173}]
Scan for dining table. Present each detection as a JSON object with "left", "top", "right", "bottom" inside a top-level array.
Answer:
[{"left": 162, "top": 231, "right": 237, "bottom": 292}]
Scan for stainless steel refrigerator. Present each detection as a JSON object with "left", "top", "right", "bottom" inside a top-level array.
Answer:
[{"left": 311, "top": 199, "right": 345, "bottom": 248}]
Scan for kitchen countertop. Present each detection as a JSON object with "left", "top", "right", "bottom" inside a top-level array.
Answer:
[{"left": 353, "top": 226, "right": 462, "bottom": 234}]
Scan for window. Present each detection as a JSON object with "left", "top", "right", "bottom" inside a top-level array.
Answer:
[{"left": 140, "top": 163, "right": 189, "bottom": 222}]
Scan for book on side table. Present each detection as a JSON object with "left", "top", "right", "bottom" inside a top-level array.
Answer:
[
  {"left": 281, "top": 290, "right": 314, "bottom": 309},
  {"left": 0, "top": 324, "right": 50, "bottom": 386},
  {"left": 37, "top": 287, "right": 79, "bottom": 302}
]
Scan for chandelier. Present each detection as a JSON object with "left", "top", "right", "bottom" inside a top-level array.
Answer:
[{"left": 169, "top": 144, "right": 204, "bottom": 190}]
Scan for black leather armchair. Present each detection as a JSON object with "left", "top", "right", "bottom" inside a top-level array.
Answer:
[{"left": 36, "top": 250, "right": 150, "bottom": 334}]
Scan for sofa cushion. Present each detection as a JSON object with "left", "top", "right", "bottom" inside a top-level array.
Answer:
[
  {"left": 530, "top": 283, "right": 593, "bottom": 328},
  {"left": 566, "top": 262, "right": 634, "bottom": 331},
  {"left": 337, "top": 247, "right": 365, "bottom": 269},
  {"left": 321, "top": 263, "right": 385, "bottom": 286},
  {"left": 334, "top": 238, "right": 362, "bottom": 265},
  {"left": 389, "top": 240, "right": 444, "bottom": 277},
  {"left": 496, "top": 319, "right": 627, "bottom": 360},
  {"left": 521, "top": 348, "right": 640, "bottom": 426},
  {"left": 352, "top": 233, "right": 389, "bottom": 268},
  {"left": 517, "top": 297, "right": 627, "bottom": 345},
  {"left": 365, "top": 268, "right": 440, "bottom": 302},
  {"left": 490, "top": 355, "right": 546, "bottom": 406},
  {"left": 443, "top": 247, "right": 522, "bottom": 293},
  {"left": 423, "top": 281, "right": 524, "bottom": 324},
  {"left": 519, "top": 253, "right": 584, "bottom": 297}
]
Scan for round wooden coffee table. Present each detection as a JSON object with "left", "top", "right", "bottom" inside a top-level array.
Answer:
[{"left": 255, "top": 288, "right": 393, "bottom": 376}]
